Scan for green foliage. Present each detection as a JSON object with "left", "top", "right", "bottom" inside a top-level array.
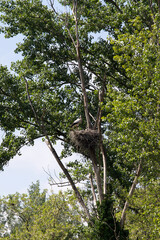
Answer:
[
  {"left": 0, "top": 181, "right": 88, "bottom": 240},
  {"left": 126, "top": 180, "right": 160, "bottom": 239},
  {"left": 0, "top": 0, "right": 160, "bottom": 238},
  {"left": 105, "top": 18, "right": 160, "bottom": 183},
  {"left": 0, "top": 132, "right": 25, "bottom": 170},
  {"left": 92, "top": 197, "right": 129, "bottom": 240}
]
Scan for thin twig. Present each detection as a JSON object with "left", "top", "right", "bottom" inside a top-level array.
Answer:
[{"left": 43, "top": 167, "right": 71, "bottom": 187}]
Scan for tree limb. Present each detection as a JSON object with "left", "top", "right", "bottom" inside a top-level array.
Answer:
[
  {"left": 73, "top": 0, "right": 91, "bottom": 129},
  {"left": 120, "top": 160, "right": 142, "bottom": 228},
  {"left": 45, "top": 136, "right": 92, "bottom": 221},
  {"left": 89, "top": 173, "right": 97, "bottom": 206},
  {"left": 89, "top": 148, "right": 104, "bottom": 203},
  {"left": 97, "top": 87, "right": 107, "bottom": 195}
]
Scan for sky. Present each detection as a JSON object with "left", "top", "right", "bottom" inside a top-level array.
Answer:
[{"left": 0, "top": 0, "right": 74, "bottom": 197}]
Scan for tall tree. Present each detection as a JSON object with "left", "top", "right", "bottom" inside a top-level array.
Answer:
[{"left": 0, "top": 0, "right": 159, "bottom": 238}]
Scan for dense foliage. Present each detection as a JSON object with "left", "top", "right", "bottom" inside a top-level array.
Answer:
[
  {"left": 0, "top": 181, "right": 89, "bottom": 239},
  {"left": 126, "top": 180, "right": 160, "bottom": 239},
  {"left": 0, "top": 0, "right": 160, "bottom": 239}
]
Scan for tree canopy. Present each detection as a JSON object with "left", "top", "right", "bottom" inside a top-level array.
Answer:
[
  {"left": 0, "top": 0, "right": 160, "bottom": 239},
  {"left": 0, "top": 181, "right": 89, "bottom": 239}
]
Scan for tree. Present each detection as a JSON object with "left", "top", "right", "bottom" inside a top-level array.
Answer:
[
  {"left": 106, "top": 14, "right": 160, "bottom": 228},
  {"left": 0, "top": 181, "right": 88, "bottom": 239},
  {"left": 0, "top": 0, "right": 160, "bottom": 238},
  {"left": 126, "top": 180, "right": 160, "bottom": 239}
]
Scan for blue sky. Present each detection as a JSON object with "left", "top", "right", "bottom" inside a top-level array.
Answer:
[{"left": 0, "top": 0, "right": 72, "bottom": 197}]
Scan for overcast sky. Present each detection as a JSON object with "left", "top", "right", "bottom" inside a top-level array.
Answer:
[{"left": 0, "top": 1, "right": 74, "bottom": 197}]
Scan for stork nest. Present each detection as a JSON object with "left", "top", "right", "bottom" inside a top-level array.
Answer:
[{"left": 70, "top": 129, "right": 100, "bottom": 153}]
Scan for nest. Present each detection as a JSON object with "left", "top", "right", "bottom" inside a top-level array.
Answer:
[{"left": 70, "top": 129, "right": 100, "bottom": 153}]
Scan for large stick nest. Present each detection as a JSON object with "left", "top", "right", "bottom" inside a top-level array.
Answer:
[{"left": 70, "top": 129, "right": 100, "bottom": 153}]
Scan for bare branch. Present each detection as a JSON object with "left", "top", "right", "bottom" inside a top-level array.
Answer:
[
  {"left": 148, "top": 0, "right": 155, "bottom": 17},
  {"left": 48, "top": 0, "right": 77, "bottom": 48},
  {"left": 45, "top": 136, "right": 92, "bottom": 222},
  {"left": 73, "top": 0, "right": 91, "bottom": 129},
  {"left": 43, "top": 167, "right": 71, "bottom": 187},
  {"left": 89, "top": 112, "right": 96, "bottom": 122},
  {"left": 96, "top": 87, "right": 108, "bottom": 195},
  {"left": 49, "top": 0, "right": 91, "bottom": 128},
  {"left": 89, "top": 173, "right": 97, "bottom": 206}
]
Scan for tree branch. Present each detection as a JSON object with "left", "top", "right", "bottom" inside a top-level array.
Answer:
[
  {"left": 97, "top": 87, "right": 107, "bottom": 195},
  {"left": 24, "top": 77, "right": 92, "bottom": 222},
  {"left": 24, "top": 78, "right": 40, "bottom": 126},
  {"left": 104, "top": 0, "right": 123, "bottom": 13},
  {"left": 89, "top": 173, "right": 97, "bottom": 206},
  {"left": 49, "top": 0, "right": 91, "bottom": 129},
  {"left": 120, "top": 160, "right": 142, "bottom": 228},
  {"left": 73, "top": 0, "right": 91, "bottom": 129},
  {"left": 89, "top": 148, "right": 104, "bottom": 203},
  {"left": 45, "top": 136, "right": 92, "bottom": 221}
]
